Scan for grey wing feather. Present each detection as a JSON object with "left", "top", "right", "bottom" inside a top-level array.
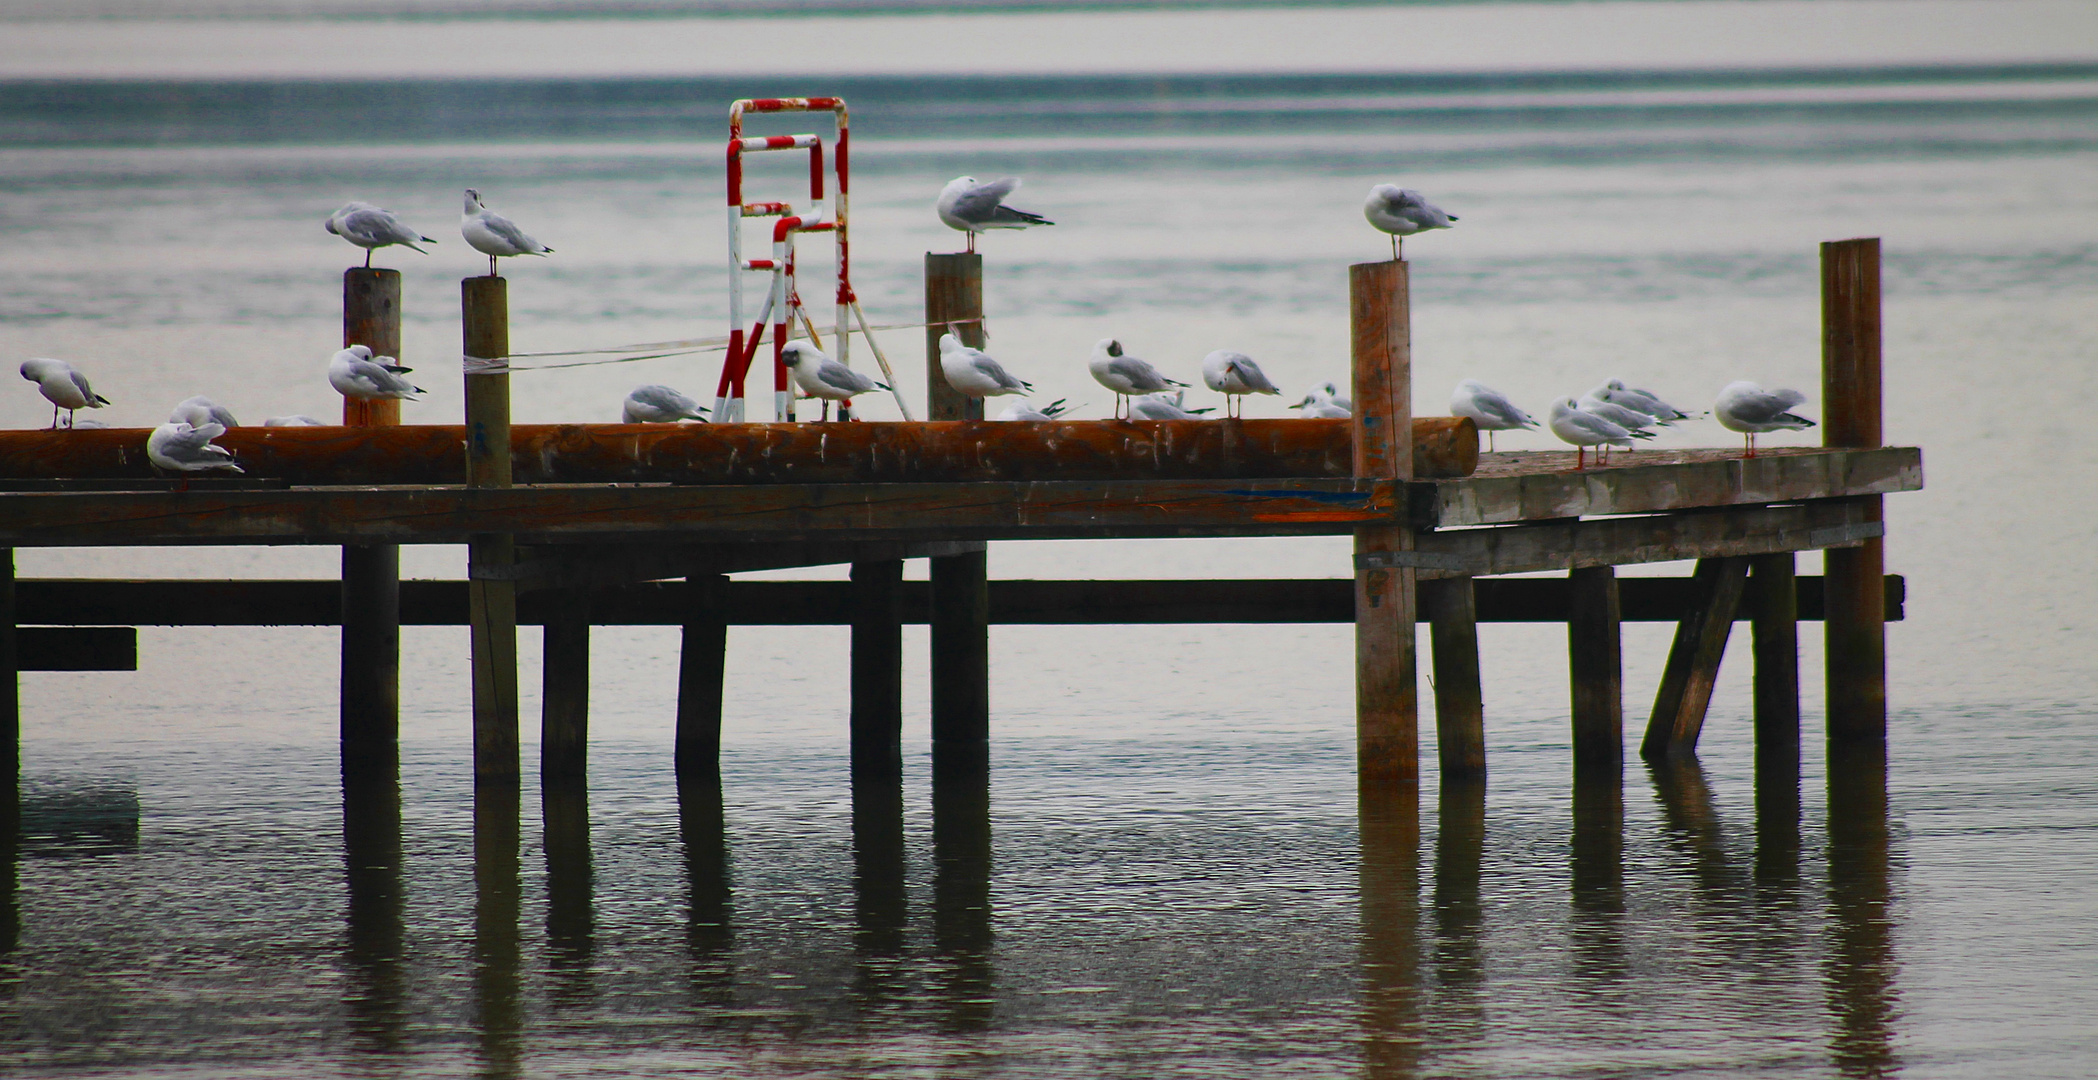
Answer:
[
  {"left": 1474, "top": 390, "right": 1531, "bottom": 426},
  {"left": 69, "top": 369, "right": 108, "bottom": 405},
  {"left": 951, "top": 178, "right": 1023, "bottom": 220},
  {"left": 818, "top": 360, "right": 884, "bottom": 394},
  {"left": 973, "top": 355, "right": 1031, "bottom": 391},
  {"left": 1732, "top": 389, "right": 1807, "bottom": 422},
  {"left": 1230, "top": 358, "right": 1279, "bottom": 394},
  {"left": 1109, "top": 356, "right": 1176, "bottom": 391},
  {"left": 484, "top": 212, "right": 545, "bottom": 252}
]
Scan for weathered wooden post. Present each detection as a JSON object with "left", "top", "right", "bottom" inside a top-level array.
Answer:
[
  {"left": 1421, "top": 577, "right": 1484, "bottom": 778},
  {"left": 1351, "top": 259, "right": 1417, "bottom": 790},
  {"left": 850, "top": 559, "right": 904, "bottom": 778},
  {"left": 463, "top": 275, "right": 519, "bottom": 783},
  {"left": 1568, "top": 566, "right": 1624, "bottom": 773},
  {"left": 1641, "top": 555, "right": 1750, "bottom": 761},
  {"left": 1823, "top": 238, "right": 1886, "bottom": 745},
  {"left": 0, "top": 549, "right": 15, "bottom": 842},
  {"left": 341, "top": 268, "right": 401, "bottom": 775},
  {"left": 541, "top": 595, "right": 589, "bottom": 780},
  {"left": 674, "top": 574, "right": 729, "bottom": 779},
  {"left": 1750, "top": 552, "right": 1801, "bottom": 772},
  {"left": 926, "top": 253, "right": 990, "bottom": 774}
]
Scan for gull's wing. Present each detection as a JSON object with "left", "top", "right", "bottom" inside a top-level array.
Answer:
[
  {"left": 68, "top": 368, "right": 106, "bottom": 405},
  {"left": 1470, "top": 388, "right": 1532, "bottom": 427},
  {"left": 817, "top": 359, "right": 883, "bottom": 394},
  {"left": 949, "top": 177, "right": 1022, "bottom": 221},
  {"left": 973, "top": 355, "right": 1031, "bottom": 391},
  {"left": 1228, "top": 357, "right": 1279, "bottom": 394},
  {"left": 1727, "top": 387, "right": 1808, "bottom": 423},
  {"left": 481, "top": 211, "right": 546, "bottom": 253},
  {"left": 1108, "top": 356, "right": 1174, "bottom": 391}
]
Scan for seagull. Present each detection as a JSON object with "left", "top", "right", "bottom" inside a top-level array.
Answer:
[
  {"left": 264, "top": 415, "right": 326, "bottom": 426},
  {"left": 782, "top": 340, "right": 887, "bottom": 421},
  {"left": 1201, "top": 350, "right": 1281, "bottom": 418},
  {"left": 1315, "top": 381, "right": 1355, "bottom": 413},
  {"left": 1363, "top": 185, "right": 1457, "bottom": 260},
  {"left": 1088, "top": 338, "right": 1185, "bottom": 419},
  {"left": 996, "top": 398, "right": 1074, "bottom": 421},
  {"left": 936, "top": 176, "right": 1053, "bottom": 254},
  {"left": 1290, "top": 384, "right": 1351, "bottom": 419},
  {"left": 146, "top": 421, "right": 241, "bottom": 476},
  {"left": 1451, "top": 379, "right": 1536, "bottom": 451},
  {"left": 325, "top": 202, "right": 435, "bottom": 268},
  {"left": 623, "top": 384, "right": 709, "bottom": 423},
  {"left": 328, "top": 345, "right": 425, "bottom": 402},
  {"left": 461, "top": 189, "right": 553, "bottom": 277},
  {"left": 58, "top": 415, "right": 109, "bottom": 430},
  {"left": 1129, "top": 391, "right": 1214, "bottom": 421},
  {"left": 1715, "top": 381, "right": 1815, "bottom": 457},
  {"left": 170, "top": 395, "right": 238, "bottom": 429},
  {"left": 1589, "top": 379, "right": 1695, "bottom": 424},
  {"left": 1577, "top": 393, "right": 1658, "bottom": 449},
  {"left": 938, "top": 330, "right": 1033, "bottom": 401},
  {"left": 20, "top": 358, "right": 111, "bottom": 430},
  {"left": 1549, "top": 397, "right": 1650, "bottom": 469}
]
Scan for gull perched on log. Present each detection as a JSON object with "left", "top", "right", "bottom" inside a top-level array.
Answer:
[
  {"left": 1201, "top": 350, "right": 1280, "bottom": 418},
  {"left": 1088, "top": 338, "right": 1185, "bottom": 419},
  {"left": 623, "top": 384, "right": 708, "bottom": 423},
  {"left": 20, "top": 357, "right": 110, "bottom": 430},
  {"left": 783, "top": 340, "right": 887, "bottom": 421},
  {"left": 328, "top": 345, "right": 424, "bottom": 402},
  {"left": 264, "top": 415, "right": 326, "bottom": 426},
  {"left": 1130, "top": 391, "right": 1214, "bottom": 421},
  {"left": 996, "top": 398, "right": 1073, "bottom": 421},
  {"left": 1363, "top": 185, "right": 1457, "bottom": 260},
  {"left": 939, "top": 331, "right": 1033, "bottom": 402},
  {"left": 1290, "top": 384, "right": 1351, "bottom": 419},
  {"left": 1549, "top": 397, "right": 1650, "bottom": 470},
  {"left": 325, "top": 202, "right": 434, "bottom": 268},
  {"left": 147, "top": 421, "right": 241, "bottom": 476},
  {"left": 937, "top": 176, "right": 1053, "bottom": 254},
  {"left": 1715, "top": 381, "right": 1815, "bottom": 457},
  {"left": 462, "top": 189, "right": 553, "bottom": 277},
  {"left": 170, "top": 395, "right": 239, "bottom": 429},
  {"left": 1451, "top": 379, "right": 1536, "bottom": 451}
]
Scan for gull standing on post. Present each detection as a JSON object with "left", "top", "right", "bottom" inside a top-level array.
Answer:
[
  {"left": 623, "top": 385, "right": 709, "bottom": 423},
  {"left": 938, "top": 330, "right": 1033, "bottom": 404},
  {"left": 1549, "top": 397, "right": 1649, "bottom": 470},
  {"left": 1715, "top": 381, "right": 1815, "bottom": 457},
  {"left": 1589, "top": 379, "right": 1695, "bottom": 424},
  {"left": 937, "top": 176, "right": 1053, "bottom": 254},
  {"left": 1451, "top": 379, "right": 1536, "bottom": 451},
  {"left": 20, "top": 358, "right": 110, "bottom": 430},
  {"left": 1088, "top": 338, "right": 1185, "bottom": 419},
  {"left": 326, "top": 202, "right": 435, "bottom": 268},
  {"left": 461, "top": 189, "right": 553, "bottom": 277},
  {"left": 1364, "top": 185, "right": 1457, "bottom": 260},
  {"left": 329, "top": 345, "right": 425, "bottom": 403},
  {"left": 147, "top": 421, "right": 241, "bottom": 476},
  {"left": 1201, "top": 350, "right": 1280, "bottom": 418},
  {"left": 783, "top": 340, "right": 887, "bottom": 422},
  {"left": 170, "top": 395, "right": 238, "bottom": 429}
]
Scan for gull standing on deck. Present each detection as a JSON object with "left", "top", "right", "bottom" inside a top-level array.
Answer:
[
  {"left": 1715, "top": 381, "right": 1815, "bottom": 457},
  {"left": 1364, "top": 185, "right": 1457, "bottom": 260},
  {"left": 329, "top": 345, "right": 425, "bottom": 403},
  {"left": 996, "top": 398, "right": 1073, "bottom": 422},
  {"left": 147, "top": 421, "right": 241, "bottom": 476},
  {"left": 1088, "top": 338, "right": 1185, "bottom": 419},
  {"left": 1576, "top": 392, "right": 1659, "bottom": 449},
  {"left": 937, "top": 176, "right": 1053, "bottom": 254},
  {"left": 326, "top": 202, "right": 435, "bottom": 268},
  {"left": 1130, "top": 392, "right": 1212, "bottom": 421},
  {"left": 1451, "top": 380, "right": 1536, "bottom": 451},
  {"left": 783, "top": 340, "right": 887, "bottom": 421},
  {"left": 1201, "top": 350, "right": 1280, "bottom": 418},
  {"left": 1589, "top": 379, "right": 1695, "bottom": 424},
  {"left": 938, "top": 331, "right": 1033, "bottom": 403},
  {"left": 20, "top": 358, "right": 110, "bottom": 429},
  {"left": 170, "top": 395, "right": 238, "bottom": 429},
  {"left": 1549, "top": 397, "right": 1650, "bottom": 470},
  {"left": 623, "top": 385, "right": 708, "bottom": 423},
  {"left": 461, "top": 189, "right": 553, "bottom": 276}
]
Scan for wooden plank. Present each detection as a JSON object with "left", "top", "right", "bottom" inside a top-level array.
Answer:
[
  {"left": 850, "top": 559, "right": 904, "bottom": 778},
  {"left": 925, "top": 253, "right": 984, "bottom": 422},
  {"left": 1750, "top": 553, "right": 1802, "bottom": 771},
  {"left": 15, "top": 626, "right": 135, "bottom": 671},
  {"left": 1352, "top": 258, "right": 1416, "bottom": 790},
  {"left": 1413, "top": 498, "right": 1883, "bottom": 579},
  {"left": 1428, "top": 446, "right": 1920, "bottom": 527},
  {"left": 930, "top": 547, "right": 989, "bottom": 774},
  {"left": 1567, "top": 566, "right": 1622, "bottom": 773},
  {"left": 674, "top": 575, "right": 728, "bottom": 779},
  {"left": 1421, "top": 577, "right": 1484, "bottom": 778},
  {"left": 1823, "top": 237, "right": 1887, "bottom": 746},
  {"left": 1641, "top": 556, "right": 1752, "bottom": 761},
  {"left": 540, "top": 594, "right": 589, "bottom": 780}
]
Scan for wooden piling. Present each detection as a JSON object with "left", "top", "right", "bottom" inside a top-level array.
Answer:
[
  {"left": 1421, "top": 577, "right": 1484, "bottom": 778},
  {"left": 541, "top": 594, "right": 589, "bottom": 780},
  {"left": 1641, "top": 556, "right": 1751, "bottom": 761},
  {"left": 925, "top": 253, "right": 991, "bottom": 773},
  {"left": 0, "top": 549, "right": 15, "bottom": 831},
  {"left": 1567, "top": 566, "right": 1623, "bottom": 773},
  {"left": 341, "top": 269, "right": 401, "bottom": 775},
  {"left": 464, "top": 275, "right": 519, "bottom": 782},
  {"left": 343, "top": 268, "right": 403, "bottom": 427},
  {"left": 1823, "top": 238, "right": 1887, "bottom": 744},
  {"left": 1351, "top": 260, "right": 1417, "bottom": 790},
  {"left": 1750, "top": 552, "right": 1802, "bottom": 771},
  {"left": 851, "top": 559, "right": 904, "bottom": 778},
  {"left": 924, "top": 253, "right": 984, "bottom": 422},
  {"left": 675, "top": 574, "right": 729, "bottom": 779}
]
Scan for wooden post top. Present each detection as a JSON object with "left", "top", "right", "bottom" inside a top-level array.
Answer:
[
  {"left": 1821, "top": 237, "right": 1882, "bottom": 450},
  {"left": 1350, "top": 260, "right": 1413, "bottom": 481}
]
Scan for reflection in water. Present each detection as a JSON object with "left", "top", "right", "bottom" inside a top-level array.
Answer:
[
  {"left": 1432, "top": 779, "right": 1486, "bottom": 1039},
  {"left": 1569, "top": 769, "right": 1626, "bottom": 986},
  {"left": 932, "top": 767, "right": 993, "bottom": 1031},
  {"left": 341, "top": 771, "right": 407, "bottom": 1056},
  {"left": 542, "top": 777, "right": 595, "bottom": 1008},
  {"left": 1826, "top": 745, "right": 1901, "bottom": 1078},
  {"left": 678, "top": 775, "right": 734, "bottom": 1004},
  {"left": 1649, "top": 759, "right": 1740, "bottom": 901},
  {"left": 852, "top": 776, "right": 908, "bottom": 1013},
  {"left": 474, "top": 783, "right": 523, "bottom": 1080},
  {"left": 0, "top": 774, "right": 16, "bottom": 956},
  {"left": 1755, "top": 749, "right": 1803, "bottom": 903},
  {"left": 1358, "top": 786, "right": 1421, "bottom": 1080}
]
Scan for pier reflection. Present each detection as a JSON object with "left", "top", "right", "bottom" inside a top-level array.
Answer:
[
  {"left": 1649, "top": 758, "right": 1740, "bottom": 901},
  {"left": 1826, "top": 744, "right": 1901, "bottom": 1078},
  {"left": 852, "top": 775, "right": 909, "bottom": 1014},
  {"left": 0, "top": 775, "right": 16, "bottom": 956},
  {"left": 1755, "top": 749, "right": 1803, "bottom": 902},
  {"left": 542, "top": 776, "right": 595, "bottom": 1008},
  {"left": 1569, "top": 768, "right": 1626, "bottom": 984},
  {"left": 474, "top": 783, "right": 523, "bottom": 1080},
  {"left": 931, "top": 767, "right": 993, "bottom": 1030},
  {"left": 341, "top": 771, "right": 407, "bottom": 1056},
  {"left": 1358, "top": 786, "right": 1422, "bottom": 1080},
  {"left": 1431, "top": 779, "right": 1485, "bottom": 1037},
  {"left": 678, "top": 774, "right": 734, "bottom": 1004}
]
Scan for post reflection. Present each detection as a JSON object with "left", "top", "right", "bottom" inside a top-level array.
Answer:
[
  {"left": 473, "top": 782, "right": 523, "bottom": 1080},
  {"left": 1568, "top": 767, "right": 1625, "bottom": 982},
  {"left": 0, "top": 771, "right": 18, "bottom": 957},
  {"left": 931, "top": 765, "right": 993, "bottom": 1030},
  {"left": 1431, "top": 779, "right": 1486, "bottom": 1019},
  {"left": 852, "top": 775, "right": 908, "bottom": 1013},
  {"left": 1755, "top": 747, "right": 1803, "bottom": 902},
  {"left": 542, "top": 776, "right": 594, "bottom": 1008},
  {"left": 678, "top": 774, "right": 734, "bottom": 1004},
  {"left": 1826, "top": 744, "right": 1901, "bottom": 1078},
  {"left": 1648, "top": 758, "right": 1738, "bottom": 899},
  {"left": 1358, "top": 785, "right": 1422, "bottom": 1080},
  {"left": 342, "top": 771, "right": 407, "bottom": 1056}
]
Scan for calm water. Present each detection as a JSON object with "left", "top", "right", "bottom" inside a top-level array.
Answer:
[{"left": 2, "top": 32, "right": 2097, "bottom": 1079}]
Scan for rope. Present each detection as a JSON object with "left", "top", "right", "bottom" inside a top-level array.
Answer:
[{"left": 484, "top": 316, "right": 984, "bottom": 373}]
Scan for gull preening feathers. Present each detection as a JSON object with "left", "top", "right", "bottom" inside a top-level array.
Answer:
[
  {"left": 1451, "top": 379, "right": 1536, "bottom": 451},
  {"left": 1129, "top": 391, "right": 1213, "bottom": 421},
  {"left": 325, "top": 202, "right": 435, "bottom": 268},
  {"left": 1549, "top": 397, "right": 1651, "bottom": 470},
  {"left": 996, "top": 398, "right": 1074, "bottom": 422},
  {"left": 147, "top": 421, "right": 241, "bottom": 476},
  {"left": 462, "top": 189, "right": 553, "bottom": 277},
  {"left": 1714, "top": 381, "right": 1815, "bottom": 457},
  {"left": 1201, "top": 350, "right": 1280, "bottom": 418},
  {"left": 782, "top": 340, "right": 887, "bottom": 421},
  {"left": 1364, "top": 185, "right": 1457, "bottom": 259},
  {"left": 20, "top": 358, "right": 110, "bottom": 430},
  {"left": 170, "top": 395, "right": 238, "bottom": 429},
  {"left": 328, "top": 345, "right": 425, "bottom": 402},
  {"left": 1088, "top": 338, "right": 1185, "bottom": 419},
  {"left": 938, "top": 331, "right": 1033, "bottom": 401},
  {"left": 1576, "top": 393, "right": 1658, "bottom": 448},
  {"left": 1590, "top": 379, "right": 1694, "bottom": 424},
  {"left": 623, "top": 385, "right": 709, "bottom": 423},
  {"left": 936, "top": 176, "right": 1053, "bottom": 254}
]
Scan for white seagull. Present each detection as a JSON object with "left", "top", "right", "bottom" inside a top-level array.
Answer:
[
  {"left": 1451, "top": 379, "right": 1536, "bottom": 451},
  {"left": 1201, "top": 350, "right": 1281, "bottom": 418},
  {"left": 1363, "top": 185, "right": 1457, "bottom": 259},
  {"left": 782, "top": 340, "right": 887, "bottom": 421},
  {"left": 1088, "top": 338, "right": 1186, "bottom": 419},
  {"left": 1129, "top": 391, "right": 1214, "bottom": 421},
  {"left": 264, "top": 415, "right": 326, "bottom": 426},
  {"left": 170, "top": 395, "right": 238, "bottom": 429},
  {"left": 1290, "top": 384, "right": 1352, "bottom": 419},
  {"left": 1715, "top": 381, "right": 1815, "bottom": 457},
  {"left": 20, "top": 358, "right": 111, "bottom": 430},
  {"left": 623, "top": 385, "right": 709, "bottom": 423},
  {"left": 461, "top": 189, "right": 553, "bottom": 277},
  {"left": 938, "top": 331, "right": 1033, "bottom": 403},
  {"left": 936, "top": 176, "right": 1053, "bottom": 254},
  {"left": 1549, "top": 397, "right": 1650, "bottom": 469},
  {"left": 996, "top": 398, "right": 1074, "bottom": 422},
  {"left": 325, "top": 202, "right": 435, "bottom": 268},
  {"left": 147, "top": 421, "right": 241, "bottom": 476},
  {"left": 1577, "top": 393, "right": 1658, "bottom": 449},
  {"left": 328, "top": 345, "right": 425, "bottom": 402},
  {"left": 1589, "top": 379, "right": 1695, "bottom": 424}
]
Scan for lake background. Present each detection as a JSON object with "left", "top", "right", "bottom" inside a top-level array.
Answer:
[{"left": 1, "top": 1, "right": 2095, "bottom": 1076}]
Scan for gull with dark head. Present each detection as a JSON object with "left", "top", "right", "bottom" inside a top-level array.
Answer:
[
  {"left": 1290, "top": 384, "right": 1351, "bottom": 419},
  {"left": 783, "top": 340, "right": 887, "bottom": 421},
  {"left": 462, "top": 189, "right": 553, "bottom": 277},
  {"left": 1364, "top": 185, "right": 1457, "bottom": 260},
  {"left": 20, "top": 357, "right": 110, "bottom": 430},
  {"left": 1715, "top": 381, "right": 1815, "bottom": 457},
  {"left": 937, "top": 176, "right": 1053, "bottom": 254},
  {"left": 1201, "top": 350, "right": 1280, "bottom": 418},
  {"left": 326, "top": 202, "right": 434, "bottom": 268},
  {"left": 1088, "top": 338, "right": 1185, "bottom": 419}
]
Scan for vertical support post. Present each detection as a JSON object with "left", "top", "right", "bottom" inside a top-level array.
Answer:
[
  {"left": 464, "top": 275, "right": 518, "bottom": 783},
  {"left": 1421, "top": 577, "right": 1484, "bottom": 779},
  {"left": 1750, "top": 553, "right": 1802, "bottom": 773},
  {"left": 851, "top": 559, "right": 904, "bottom": 778},
  {"left": 0, "top": 549, "right": 15, "bottom": 847},
  {"left": 675, "top": 574, "right": 729, "bottom": 779},
  {"left": 1823, "top": 237, "right": 1886, "bottom": 745},
  {"left": 541, "top": 594, "right": 589, "bottom": 781},
  {"left": 1641, "top": 556, "right": 1751, "bottom": 762},
  {"left": 1568, "top": 566, "right": 1623, "bottom": 774},
  {"left": 924, "top": 253, "right": 984, "bottom": 422},
  {"left": 927, "top": 254, "right": 990, "bottom": 774},
  {"left": 1351, "top": 260, "right": 1416, "bottom": 790},
  {"left": 341, "top": 269, "right": 401, "bottom": 776}
]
